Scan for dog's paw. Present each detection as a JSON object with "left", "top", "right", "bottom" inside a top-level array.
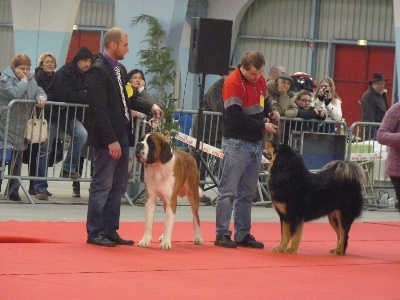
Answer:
[
  {"left": 330, "top": 248, "right": 345, "bottom": 255},
  {"left": 284, "top": 248, "right": 298, "bottom": 254},
  {"left": 272, "top": 246, "right": 285, "bottom": 252},
  {"left": 159, "top": 241, "right": 172, "bottom": 250},
  {"left": 194, "top": 237, "right": 203, "bottom": 245},
  {"left": 138, "top": 239, "right": 152, "bottom": 248}
]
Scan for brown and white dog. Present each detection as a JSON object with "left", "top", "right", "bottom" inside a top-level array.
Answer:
[{"left": 135, "top": 132, "right": 203, "bottom": 249}]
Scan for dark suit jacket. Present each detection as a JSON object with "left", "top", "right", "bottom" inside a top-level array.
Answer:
[{"left": 85, "top": 55, "right": 154, "bottom": 149}]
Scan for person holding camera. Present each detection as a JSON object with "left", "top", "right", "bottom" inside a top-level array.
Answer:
[{"left": 312, "top": 76, "right": 342, "bottom": 133}]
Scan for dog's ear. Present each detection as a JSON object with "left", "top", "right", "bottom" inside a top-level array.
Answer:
[{"left": 160, "top": 139, "right": 173, "bottom": 164}]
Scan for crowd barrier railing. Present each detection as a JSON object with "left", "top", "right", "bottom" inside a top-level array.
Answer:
[
  {"left": 0, "top": 99, "right": 96, "bottom": 204},
  {"left": 346, "top": 122, "right": 395, "bottom": 208}
]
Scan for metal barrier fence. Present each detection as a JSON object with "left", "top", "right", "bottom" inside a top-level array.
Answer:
[
  {"left": 346, "top": 122, "right": 395, "bottom": 208},
  {"left": 1, "top": 100, "right": 395, "bottom": 208},
  {"left": 1, "top": 99, "right": 91, "bottom": 204}
]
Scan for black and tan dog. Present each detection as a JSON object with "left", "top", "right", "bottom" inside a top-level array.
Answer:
[
  {"left": 265, "top": 141, "right": 365, "bottom": 255},
  {"left": 135, "top": 132, "right": 203, "bottom": 249}
]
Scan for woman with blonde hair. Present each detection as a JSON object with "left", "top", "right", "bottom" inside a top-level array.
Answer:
[
  {"left": 35, "top": 53, "right": 57, "bottom": 90},
  {"left": 23, "top": 53, "right": 57, "bottom": 197},
  {"left": 312, "top": 76, "right": 342, "bottom": 132}
]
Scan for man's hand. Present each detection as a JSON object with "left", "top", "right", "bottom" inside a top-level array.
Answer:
[
  {"left": 264, "top": 122, "right": 278, "bottom": 134},
  {"left": 151, "top": 104, "right": 164, "bottom": 120},
  {"left": 108, "top": 141, "right": 121, "bottom": 160}
]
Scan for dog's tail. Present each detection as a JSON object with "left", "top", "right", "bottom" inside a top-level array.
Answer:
[{"left": 322, "top": 160, "right": 367, "bottom": 185}]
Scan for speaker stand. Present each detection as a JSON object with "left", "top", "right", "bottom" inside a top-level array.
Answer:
[{"left": 194, "top": 73, "right": 219, "bottom": 190}]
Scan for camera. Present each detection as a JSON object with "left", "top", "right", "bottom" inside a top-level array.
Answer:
[{"left": 323, "top": 87, "right": 330, "bottom": 95}]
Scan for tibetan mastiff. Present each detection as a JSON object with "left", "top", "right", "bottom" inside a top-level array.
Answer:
[{"left": 265, "top": 141, "right": 365, "bottom": 255}]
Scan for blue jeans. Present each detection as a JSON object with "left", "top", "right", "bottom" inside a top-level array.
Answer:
[
  {"left": 34, "top": 119, "right": 87, "bottom": 193},
  {"left": 86, "top": 135, "right": 129, "bottom": 238},
  {"left": 63, "top": 119, "right": 87, "bottom": 173},
  {"left": 216, "top": 137, "right": 262, "bottom": 242}
]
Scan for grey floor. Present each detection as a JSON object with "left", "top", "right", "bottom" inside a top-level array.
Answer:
[{"left": 1, "top": 179, "right": 399, "bottom": 222}]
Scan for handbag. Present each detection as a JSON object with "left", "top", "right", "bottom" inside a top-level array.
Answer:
[{"left": 24, "top": 108, "right": 48, "bottom": 144}]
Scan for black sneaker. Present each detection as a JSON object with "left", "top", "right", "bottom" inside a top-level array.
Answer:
[
  {"left": 200, "top": 195, "right": 211, "bottom": 204},
  {"left": 214, "top": 234, "right": 237, "bottom": 248},
  {"left": 72, "top": 182, "right": 80, "bottom": 198},
  {"left": 9, "top": 193, "right": 21, "bottom": 201},
  {"left": 236, "top": 234, "right": 264, "bottom": 249}
]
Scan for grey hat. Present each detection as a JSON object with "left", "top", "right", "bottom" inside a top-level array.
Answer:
[{"left": 276, "top": 73, "right": 293, "bottom": 84}]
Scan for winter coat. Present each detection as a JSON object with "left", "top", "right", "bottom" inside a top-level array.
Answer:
[
  {"left": 377, "top": 102, "right": 400, "bottom": 177},
  {"left": 360, "top": 87, "right": 388, "bottom": 122},
  {"left": 266, "top": 79, "right": 297, "bottom": 116},
  {"left": 312, "top": 97, "right": 342, "bottom": 122},
  {"left": 46, "top": 62, "right": 88, "bottom": 123},
  {"left": 0, "top": 65, "right": 46, "bottom": 150}
]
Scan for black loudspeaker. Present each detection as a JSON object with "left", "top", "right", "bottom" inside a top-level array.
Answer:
[{"left": 188, "top": 17, "right": 233, "bottom": 75}]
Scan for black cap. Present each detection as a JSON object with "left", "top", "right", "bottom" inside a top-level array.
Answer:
[{"left": 73, "top": 47, "right": 93, "bottom": 63}]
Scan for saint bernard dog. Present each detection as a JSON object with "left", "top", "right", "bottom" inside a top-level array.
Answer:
[{"left": 135, "top": 132, "right": 203, "bottom": 249}]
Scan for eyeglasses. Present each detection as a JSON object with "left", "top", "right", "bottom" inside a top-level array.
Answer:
[
  {"left": 18, "top": 67, "right": 31, "bottom": 72},
  {"left": 299, "top": 98, "right": 312, "bottom": 103}
]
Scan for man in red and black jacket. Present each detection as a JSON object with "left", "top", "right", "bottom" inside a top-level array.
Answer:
[{"left": 214, "top": 51, "right": 278, "bottom": 249}]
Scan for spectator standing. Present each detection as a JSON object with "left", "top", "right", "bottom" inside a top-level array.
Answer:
[
  {"left": 85, "top": 27, "right": 163, "bottom": 247},
  {"left": 23, "top": 53, "right": 57, "bottom": 197},
  {"left": 360, "top": 73, "right": 388, "bottom": 122},
  {"left": 34, "top": 47, "right": 92, "bottom": 200},
  {"left": 191, "top": 67, "right": 235, "bottom": 204},
  {"left": 312, "top": 76, "right": 342, "bottom": 133},
  {"left": 267, "top": 73, "right": 296, "bottom": 143},
  {"left": 284, "top": 89, "right": 326, "bottom": 132},
  {"left": 214, "top": 51, "right": 278, "bottom": 249},
  {"left": 0, "top": 53, "right": 46, "bottom": 201},
  {"left": 377, "top": 102, "right": 400, "bottom": 212},
  {"left": 126, "top": 68, "right": 153, "bottom": 119},
  {"left": 267, "top": 73, "right": 296, "bottom": 115}
]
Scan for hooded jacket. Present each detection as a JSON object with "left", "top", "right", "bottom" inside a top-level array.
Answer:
[
  {"left": 266, "top": 79, "right": 297, "bottom": 116},
  {"left": 0, "top": 65, "right": 46, "bottom": 150}
]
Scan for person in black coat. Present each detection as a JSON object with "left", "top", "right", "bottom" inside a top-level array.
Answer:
[
  {"left": 34, "top": 47, "right": 93, "bottom": 200},
  {"left": 85, "top": 27, "right": 163, "bottom": 247}
]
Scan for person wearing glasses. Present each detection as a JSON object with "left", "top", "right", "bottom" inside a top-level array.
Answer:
[
  {"left": 286, "top": 89, "right": 326, "bottom": 120},
  {"left": 312, "top": 77, "right": 342, "bottom": 133},
  {"left": 22, "top": 53, "right": 58, "bottom": 197},
  {"left": 0, "top": 53, "right": 47, "bottom": 201}
]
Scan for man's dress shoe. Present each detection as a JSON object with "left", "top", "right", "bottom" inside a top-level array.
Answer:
[
  {"left": 87, "top": 235, "right": 116, "bottom": 247},
  {"left": 107, "top": 232, "right": 134, "bottom": 246}
]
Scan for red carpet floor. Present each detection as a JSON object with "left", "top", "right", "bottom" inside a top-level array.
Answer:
[{"left": 1, "top": 221, "right": 399, "bottom": 299}]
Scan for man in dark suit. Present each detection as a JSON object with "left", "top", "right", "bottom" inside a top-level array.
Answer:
[{"left": 85, "top": 27, "right": 163, "bottom": 247}]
